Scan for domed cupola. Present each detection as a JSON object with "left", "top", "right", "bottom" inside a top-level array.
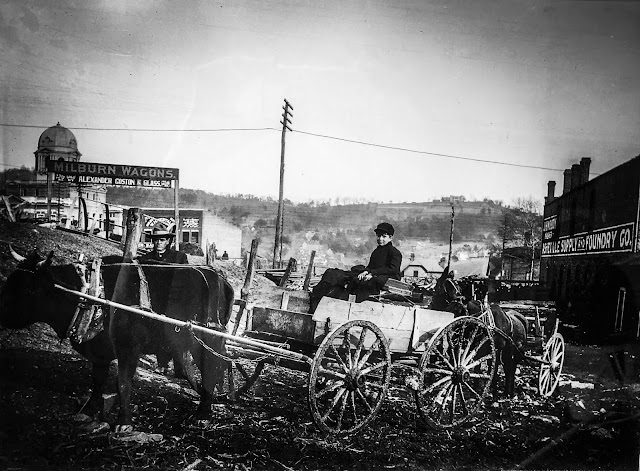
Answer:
[
  {"left": 34, "top": 122, "right": 82, "bottom": 176},
  {"left": 38, "top": 122, "right": 80, "bottom": 153}
]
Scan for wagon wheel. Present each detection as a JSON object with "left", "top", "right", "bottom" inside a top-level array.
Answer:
[
  {"left": 308, "top": 319, "right": 391, "bottom": 435},
  {"left": 538, "top": 332, "right": 565, "bottom": 397},
  {"left": 415, "top": 316, "right": 496, "bottom": 429}
]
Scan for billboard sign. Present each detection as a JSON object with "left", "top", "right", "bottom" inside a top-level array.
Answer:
[
  {"left": 46, "top": 160, "right": 178, "bottom": 187},
  {"left": 541, "top": 222, "right": 635, "bottom": 257}
]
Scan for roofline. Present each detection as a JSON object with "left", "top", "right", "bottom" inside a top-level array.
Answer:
[{"left": 547, "top": 154, "right": 640, "bottom": 206}]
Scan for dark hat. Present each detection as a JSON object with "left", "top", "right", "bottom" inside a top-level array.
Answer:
[
  {"left": 148, "top": 227, "right": 175, "bottom": 239},
  {"left": 374, "top": 222, "right": 394, "bottom": 236}
]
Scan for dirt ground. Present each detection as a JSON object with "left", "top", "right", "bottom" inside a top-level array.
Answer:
[{"left": 1, "top": 221, "right": 640, "bottom": 470}]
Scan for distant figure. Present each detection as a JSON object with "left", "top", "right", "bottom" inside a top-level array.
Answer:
[
  {"left": 139, "top": 228, "right": 188, "bottom": 264},
  {"left": 221, "top": 251, "right": 229, "bottom": 261}
]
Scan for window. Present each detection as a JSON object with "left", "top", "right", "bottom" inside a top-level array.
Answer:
[
  {"left": 615, "top": 287, "right": 626, "bottom": 332},
  {"left": 181, "top": 230, "right": 200, "bottom": 244},
  {"left": 413, "top": 270, "right": 419, "bottom": 277}
]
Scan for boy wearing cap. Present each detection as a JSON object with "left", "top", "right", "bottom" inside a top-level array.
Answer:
[
  {"left": 140, "top": 228, "right": 188, "bottom": 264},
  {"left": 309, "top": 222, "right": 402, "bottom": 311},
  {"left": 349, "top": 222, "right": 403, "bottom": 302}
]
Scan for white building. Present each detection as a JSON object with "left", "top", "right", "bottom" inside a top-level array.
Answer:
[{"left": 6, "top": 123, "right": 107, "bottom": 228}]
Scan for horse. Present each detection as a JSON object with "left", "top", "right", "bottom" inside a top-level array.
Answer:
[{"left": 447, "top": 298, "right": 527, "bottom": 397}]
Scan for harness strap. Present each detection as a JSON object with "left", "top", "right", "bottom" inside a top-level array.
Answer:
[
  {"left": 132, "top": 260, "right": 153, "bottom": 311},
  {"left": 505, "top": 311, "right": 514, "bottom": 336}
]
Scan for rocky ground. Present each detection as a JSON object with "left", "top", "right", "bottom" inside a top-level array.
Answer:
[{"left": 0, "top": 220, "right": 639, "bottom": 470}]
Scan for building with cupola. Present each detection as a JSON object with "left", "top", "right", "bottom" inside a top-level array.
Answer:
[{"left": 5, "top": 123, "right": 108, "bottom": 229}]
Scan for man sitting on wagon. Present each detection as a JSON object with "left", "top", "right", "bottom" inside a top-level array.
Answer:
[{"left": 310, "top": 222, "right": 403, "bottom": 312}]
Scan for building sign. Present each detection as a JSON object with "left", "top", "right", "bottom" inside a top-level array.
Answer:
[
  {"left": 183, "top": 217, "right": 199, "bottom": 228},
  {"left": 542, "top": 215, "right": 557, "bottom": 241},
  {"left": 54, "top": 174, "right": 172, "bottom": 188},
  {"left": 541, "top": 222, "right": 635, "bottom": 257},
  {"left": 46, "top": 160, "right": 178, "bottom": 187},
  {"left": 144, "top": 215, "right": 176, "bottom": 229}
]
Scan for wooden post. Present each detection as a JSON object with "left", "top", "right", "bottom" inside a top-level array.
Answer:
[
  {"left": 232, "top": 239, "right": 259, "bottom": 337},
  {"left": 1, "top": 196, "right": 16, "bottom": 222},
  {"left": 120, "top": 208, "right": 127, "bottom": 251},
  {"left": 241, "top": 239, "right": 259, "bottom": 302},
  {"left": 123, "top": 207, "right": 143, "bottom": 261},
  {"left": 447, "top": 203, "right": 455, "bottom": 268},
  {"left": 46, "top": 172, "right": 52, "bottom": 221},
  {"left": 279, "top": 257, "right": 296, "bottom": 288},
  {"left": 79, "top": 197, "right": 88, "bottom": 233},
  {"left": 173, "top": 179, "right": 180, "bottom": 251},
  {"left": 104, "top": 203, "right": 110, "bottom": 240},
  {"left": 303, "top": 250, "right": 316, "bottom": 291}
]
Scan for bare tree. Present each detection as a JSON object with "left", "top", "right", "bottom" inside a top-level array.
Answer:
[{"left": 512, "top": 196, "right": 543, "bottom": 279}]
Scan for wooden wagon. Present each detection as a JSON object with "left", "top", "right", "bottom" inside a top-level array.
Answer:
[{"left": 59, "top": 270, "right": 564, "bottom": 435}]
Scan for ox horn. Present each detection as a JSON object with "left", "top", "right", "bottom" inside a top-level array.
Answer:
[
  {"left": 9, "top": 244, "right": 26, "bottom": 262},
  {"left": 36, "top": 251, "right": 54, "bottom": 269}
]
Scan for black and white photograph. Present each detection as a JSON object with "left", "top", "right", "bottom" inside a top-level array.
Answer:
[{"left": 1, "top": 1, "right": 640, "bottom": 469}]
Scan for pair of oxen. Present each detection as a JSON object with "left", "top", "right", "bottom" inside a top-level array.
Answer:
[{"left": 0, "top": 247, "right": 234, "bottom": 433}]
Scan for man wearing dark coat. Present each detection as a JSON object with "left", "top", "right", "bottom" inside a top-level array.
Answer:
[
  {"left": 138, "top": 227, "right": 188, "bottom": 376},
  {"left": 139, "top": 228, "right": 188, "bottom": 264},
  {"left": 310, "top": 222, "right": 403, "bottom": 310}
]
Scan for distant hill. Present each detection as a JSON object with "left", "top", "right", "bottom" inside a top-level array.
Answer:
[{"left": 106, "top": 187, "right": 507, "bottom": 267}]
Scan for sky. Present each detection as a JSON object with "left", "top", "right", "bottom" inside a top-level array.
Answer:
[{"left": 1, "top": 0, "right": 639, "bottom": 206}]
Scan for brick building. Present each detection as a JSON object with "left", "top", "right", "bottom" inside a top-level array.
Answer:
[{"left": 540, "top": 155, "right": 640, "bottom": 340}]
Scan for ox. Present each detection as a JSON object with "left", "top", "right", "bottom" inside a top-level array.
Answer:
[
  {"left": 101, "top": 258, "right": 234, "bottom": 429},
  {"left": 0, "top": 249, "right": 116, "bottom": 421},
  {"left": 0, "top": 247, "right": 235, "bottom": 431}
]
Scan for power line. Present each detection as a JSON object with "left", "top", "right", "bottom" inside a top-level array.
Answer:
[
  {"left": 1, "top": 122, "right": 591, "bottom": 174},
  {"left": 294, "top": 129, "right": 567, "bottom": 173},
  {"left": 0, "top": 123, "right": 278, "bottom": 133}
]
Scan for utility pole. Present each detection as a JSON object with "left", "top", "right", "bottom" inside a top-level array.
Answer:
[
  {"left": 447, "top": 202, "right": 455, "bottom": 269},
  {"left": 273, "top": 98, "right": 293, "bottom": 268}
]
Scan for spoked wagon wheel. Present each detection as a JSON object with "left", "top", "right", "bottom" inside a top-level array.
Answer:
[
  {"left": 308, "top": 319, "right": 391, "bottom": 435},
  {"left": 415, "top": 316, "right": 496, "bottom": 429},
  {"left": 538, "top": 332, "right": 565, "bottom": 397}
]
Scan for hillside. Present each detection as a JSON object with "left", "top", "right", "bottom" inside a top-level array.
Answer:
[{"left": 107, "top": 187, "right": 508, "bottom": 267}]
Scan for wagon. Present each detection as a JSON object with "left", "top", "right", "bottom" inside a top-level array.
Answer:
[
  {"left": 494, "top": 301, "right": 566, "bottom": 398},
  {"left": 230, "top": 292, "right": 503, "bottom": 434},
  {"left": 59, "top": 270, "right": 564, "bottom": 435}
]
